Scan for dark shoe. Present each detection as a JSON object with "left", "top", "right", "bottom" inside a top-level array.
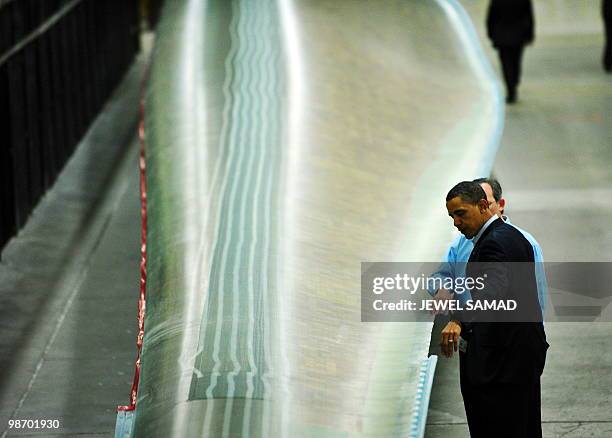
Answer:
[{"left": 506, "top": 88, "right": 517, "bottom": 104}]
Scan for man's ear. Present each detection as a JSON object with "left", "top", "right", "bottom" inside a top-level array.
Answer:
[
  {"left": 478, "top": 198, "right": 489, "bottom": 212},
  {"left": 498, "top": 198, "right": 506, "bottom": 212}
]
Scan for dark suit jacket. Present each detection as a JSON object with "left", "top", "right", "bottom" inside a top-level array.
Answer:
[
  {"left": 486, "top": 0, "right": 535, "bottom": 48},
  {"left": 459, "top": 218, "right": 548, "bottom": 385}
]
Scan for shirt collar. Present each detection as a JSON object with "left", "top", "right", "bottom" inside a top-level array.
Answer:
[{"left": 472, "top": 215, "right": 499, "bottom": 244}]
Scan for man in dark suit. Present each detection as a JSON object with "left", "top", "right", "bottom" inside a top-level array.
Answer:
[
  {"left": 440, "top": 181, "right": 549, "bottom": 438},
  {"left": 486, "top": 0, "right": 535, "bottom": 103}
]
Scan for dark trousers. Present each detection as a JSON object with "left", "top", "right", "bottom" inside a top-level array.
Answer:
[
  {"left": 496, "top": 45, "right": 525, "bottom": 95},
  {"left": 604, "top": 17, "right": 612, "bottom": 69},
  {"left": 460, "top": 374, "right": 542, "bottom": 438}
]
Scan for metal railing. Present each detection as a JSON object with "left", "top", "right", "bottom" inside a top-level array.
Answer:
[{"left": 0, "top": 0, "right": 139, "bottom": 248}]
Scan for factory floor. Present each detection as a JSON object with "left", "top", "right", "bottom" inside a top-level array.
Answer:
[
  {"left": 0, "top": 57, "right": 144, "bottom": 438},
  {"left": 1, "top": 2, "right": 610, "bottom": 437}
]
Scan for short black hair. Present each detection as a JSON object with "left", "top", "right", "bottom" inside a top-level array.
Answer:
[
  {"left": 446, "top": 181, "right": 487, "bottom": 204},
  {"left": 473, "top": 177, "right": 502, "bottom": 201}
]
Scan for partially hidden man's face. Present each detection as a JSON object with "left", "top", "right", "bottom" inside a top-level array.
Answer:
[
  {"left": 446, "top": 196, "right": 489, "bottom": 239},
  {"left": 480, "top": 182, "right": 505, "bottom": 217}
]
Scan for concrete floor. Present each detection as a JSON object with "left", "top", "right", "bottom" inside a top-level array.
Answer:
[
  {"left": 426, "top": 1, "right": 612, "bottom": 437},
  {"left": 0, "top": 58, "right": 144, "bottom": 437}
]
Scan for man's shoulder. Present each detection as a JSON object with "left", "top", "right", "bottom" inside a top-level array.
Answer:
[
  {"left": 480, "top": 220, "right": 529, "bottom": 249},
  {"left": 507, "top": 222, "right": 542, "bottom": 249},
  {"left": 489, "top": 221, "right": 526, "bottom": 240},
  {"left": 482, "top": 221, "right": 535, "bottom": 261}
]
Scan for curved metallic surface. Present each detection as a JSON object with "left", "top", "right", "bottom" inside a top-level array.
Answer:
[{"left": 133, "top": 0, "right": 502, "bottom": 436}]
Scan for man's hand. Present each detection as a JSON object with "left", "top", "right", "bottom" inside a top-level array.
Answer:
[
  {"left": 440, "top": 320, "right": 462, "bottom": 358},
  {"left": 432, "top": 288, "right": 453, "bottom": 315}
]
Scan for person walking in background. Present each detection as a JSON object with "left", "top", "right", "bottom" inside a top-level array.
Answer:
[
  {"left": 486, "top": 0, "right": 535, "bottom": 104},
  {"left": 603, "top": 0, "right": 612, "bottom": 72}
]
